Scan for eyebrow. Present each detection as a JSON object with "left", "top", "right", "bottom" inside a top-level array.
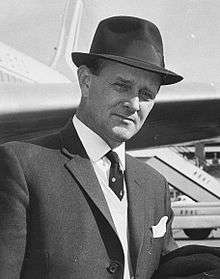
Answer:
[
  {"left": 115, "top": 76, "right": 134, "bottom": 85},
  {"left": 115, "top": 76, "right": 158, "bottom": 95}
]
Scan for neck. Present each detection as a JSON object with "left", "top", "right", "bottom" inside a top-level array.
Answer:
[{"left": 75, "top": 112, "right": 124, "bottom": 149}]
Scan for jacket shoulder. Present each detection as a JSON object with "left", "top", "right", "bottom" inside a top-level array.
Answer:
[
  {"left": 126, "top": 153, "right": 169, "bottom": 197},
  {"left": 126, "top": 153, "right": 166, "bottom": 182},
  {"left": 0, "top": 132, "right": 61, "bottom": 160}
]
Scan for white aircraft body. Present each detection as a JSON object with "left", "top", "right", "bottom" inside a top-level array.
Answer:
[{"left": 0, "top": 0, "right": 220, "bottom": 147}]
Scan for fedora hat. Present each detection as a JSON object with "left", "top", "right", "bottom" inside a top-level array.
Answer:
[{"left": 71, "top": 16, "right": 183, "bottom": 85}]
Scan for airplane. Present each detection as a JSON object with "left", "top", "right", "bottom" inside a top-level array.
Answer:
[{"left": 0, "top": 0, "right": 220, "bottom": 150}]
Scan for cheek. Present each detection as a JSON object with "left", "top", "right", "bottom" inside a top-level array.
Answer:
[
  {"left": 88, "top": 94, "right": 113, "bottom": 121},
  {"left": 88, "top": 90, "right": 108, "bottom": 111},
  {"left": 139, "top": 101, "right": 155, "bottom": 121}
]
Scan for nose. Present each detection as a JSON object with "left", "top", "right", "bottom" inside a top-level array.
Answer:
[{"left": 123, "top": 96, "right": 140, "bottom": 113}]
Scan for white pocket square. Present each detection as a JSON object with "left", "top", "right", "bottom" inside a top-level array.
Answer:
[{"left": 151, "top": 216, "right": 168, "bottom": 238}]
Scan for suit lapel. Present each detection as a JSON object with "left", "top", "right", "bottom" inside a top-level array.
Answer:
[
  {"left": 65, "top": 155, "right": 117, "bottom": 232},
  {"left": 59, "top": 119, "right": 117, "bottom": 233},
  {"left": 126, "top": 154, "right": 154, "bottom": 272}
]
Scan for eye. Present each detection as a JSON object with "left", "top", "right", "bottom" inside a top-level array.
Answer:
[
  {"left": 138, "top": 88, "right": 155, "bottom": 101},
  {"left": 112, "top": 82, "right": 131, "bottom": 92}
]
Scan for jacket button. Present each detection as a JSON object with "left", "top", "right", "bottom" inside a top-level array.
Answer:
[{"left": 107, "top": 261, "right": 120, "bottom": 274}]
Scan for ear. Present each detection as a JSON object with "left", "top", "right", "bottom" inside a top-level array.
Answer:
[{"left": 77, "top": 65, "right": 92, "bottom": 98}]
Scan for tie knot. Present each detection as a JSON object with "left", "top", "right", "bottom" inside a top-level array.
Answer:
[{"left": 106, "top": 150, "right": 120, "bottom": 165}]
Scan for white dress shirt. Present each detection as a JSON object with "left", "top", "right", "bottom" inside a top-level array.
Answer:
[{"left": 72, "top": 115, "right": 132, "bottom": 279}]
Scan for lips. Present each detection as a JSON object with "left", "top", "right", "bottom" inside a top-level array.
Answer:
[{"left": 114, "top": 113, "right": 136, "bottom": 123}]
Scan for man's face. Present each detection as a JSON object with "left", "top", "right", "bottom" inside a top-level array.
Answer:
[{"left": 77, "top": 61, "right": 161, "bottom": 148}]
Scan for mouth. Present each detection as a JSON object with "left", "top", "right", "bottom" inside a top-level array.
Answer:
[{"left": 113, "top": 114, "right": 136, "bottom": 123}]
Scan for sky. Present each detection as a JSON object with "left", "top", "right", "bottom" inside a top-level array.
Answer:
[{"left": 0, "top": 0, "right": 219, "bottom": 85}]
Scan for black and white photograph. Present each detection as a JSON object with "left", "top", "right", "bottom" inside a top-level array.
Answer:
[{"left": 0, "top": 1, "right": 220, "bottom": 278}]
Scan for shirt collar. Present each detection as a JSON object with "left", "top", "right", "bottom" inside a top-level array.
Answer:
[{"left": 72, "top": 115, "right": 125, "bottom": 170}]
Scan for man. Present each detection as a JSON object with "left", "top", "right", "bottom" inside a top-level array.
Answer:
[{"left": 0, "top": 16, "right": 183, "bottom": 279}]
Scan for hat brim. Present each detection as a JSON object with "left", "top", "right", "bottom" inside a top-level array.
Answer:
[{"left": 71, "top": 52, "right": 183, "bottom": 85}]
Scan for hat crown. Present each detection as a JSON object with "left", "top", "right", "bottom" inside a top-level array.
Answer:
[
  {"left": 90, "top": 16, "right": 164, "bottom": 68},
  {"left": 71, "top": 16, "right": 183, "bottom": 85}
]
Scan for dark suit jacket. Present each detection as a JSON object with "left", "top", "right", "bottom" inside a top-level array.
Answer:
[{"left": 0, "top": 119, "right": 176, "bottom": 279}]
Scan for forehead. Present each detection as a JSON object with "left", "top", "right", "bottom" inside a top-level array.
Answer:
[{"left": 99, "top": 60, "right": 161, "bottom": 88}]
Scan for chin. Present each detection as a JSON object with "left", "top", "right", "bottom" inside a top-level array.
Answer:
[{"left": 112, "top": 127, "right": 136, "bottom": 142}]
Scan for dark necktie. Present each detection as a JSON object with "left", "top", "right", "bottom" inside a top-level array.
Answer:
[{"left": 106, "top": 150, "right": 124, "bottom": 201}]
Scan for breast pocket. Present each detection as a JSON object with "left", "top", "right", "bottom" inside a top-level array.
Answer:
[{"left": 21, "top": 249, "right": 49, "bottom": 279}]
